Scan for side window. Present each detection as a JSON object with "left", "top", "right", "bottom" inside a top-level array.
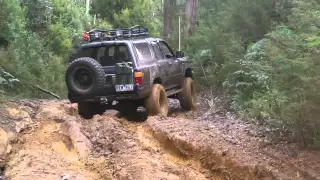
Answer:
[
  {"left": 133, "top": 42, "right": 152, "bottom": 62},
  {"left": 108, "top": 46, "right": 115, "bottom": 56},
  {"left": 159, "top": 41, "right": 174, "bottom": 58},
  {"left": 97, "top": 47, "right": 106, "bottom": 63},
  {"left": 119, "top": 46, "right": 128, "bottom": 53},
  {"left": 118, "top": 45, "right": 129, "bottom": 60},
  {"left": 76, "top": 47, "right": 96, "bottom": 58},
  {"left": 151, "top": 41, "right": 164, "bottom": 60}
]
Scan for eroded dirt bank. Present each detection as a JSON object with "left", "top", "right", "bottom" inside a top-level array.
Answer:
[{"left": 0, "top": 98, "right": 320, "bottom": 180}]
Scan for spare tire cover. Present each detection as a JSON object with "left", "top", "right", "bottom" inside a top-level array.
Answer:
[{"left": 65, "top": 57, "right": 106, "bottom": 96}]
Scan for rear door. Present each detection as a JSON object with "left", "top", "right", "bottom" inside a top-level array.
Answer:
[
  {"left": 134, "top": 40, "right": 170, "bottom": 88},
  {"left": 158, "top": 41, "right": 183, "bottom": 89},
  {"left": 150, "top": 41, "right": 170, "bottom": 88}
]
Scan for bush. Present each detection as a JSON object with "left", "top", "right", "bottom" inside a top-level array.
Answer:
[{"left": 188, "top": 0, "right": 320, "bottom": 148}]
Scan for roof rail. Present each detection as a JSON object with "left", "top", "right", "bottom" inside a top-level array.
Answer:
[{"left": 83, "top": 25, "right": 149, "bottom": 42}]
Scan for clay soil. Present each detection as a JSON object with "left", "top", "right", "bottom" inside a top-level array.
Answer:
[{"left": 0, "top": 97, "right": 320, "bottom": 180}]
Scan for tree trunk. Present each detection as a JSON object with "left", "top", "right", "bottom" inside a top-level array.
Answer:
[
  {"left": 272, "top": 0, "right": 276, "bottom": 9},
  {"left": 184, "top": 0, "right": 198, "bottom": 37},
  {"left": 163, "top": 0, "right": 176, "bottom": 41}
]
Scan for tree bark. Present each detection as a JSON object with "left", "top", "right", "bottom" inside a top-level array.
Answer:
[
  {"left": 184, "top": 0, "right": 198, "bottom": 37},
  {"left": 163, "top": 0, "right": 176, "bottom": 41},
  {"left": 272, "top": 0, "right": 276, "bottom": 9}
]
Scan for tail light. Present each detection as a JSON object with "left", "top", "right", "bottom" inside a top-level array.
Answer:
[{"left": 134, "top": 72, "right": 143, "bottom": 86}]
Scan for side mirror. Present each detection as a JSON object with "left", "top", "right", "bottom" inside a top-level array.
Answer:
[{"left": 176, "top": 51, "right": 185, "bottom": 58}]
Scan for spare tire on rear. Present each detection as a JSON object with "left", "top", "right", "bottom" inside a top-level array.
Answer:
[{"left": 65, "top": 57, "right": 106, "bottom": 97}]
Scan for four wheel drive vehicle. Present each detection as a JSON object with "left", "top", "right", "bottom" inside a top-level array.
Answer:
[{"left": 65, "top": 25, "right": 196, "bottom": 119}]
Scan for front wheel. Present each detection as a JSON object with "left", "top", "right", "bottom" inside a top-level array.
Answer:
[
  {"left": 145, "top": 84, "right": 168, "bottom": 116},
  {"left": 178, "top": 77, "right": 196, "bottom": 111}
]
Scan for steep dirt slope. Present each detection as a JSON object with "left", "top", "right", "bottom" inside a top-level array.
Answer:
[{"left": 0, "top": 98, "right": 319, "bottom": 180}]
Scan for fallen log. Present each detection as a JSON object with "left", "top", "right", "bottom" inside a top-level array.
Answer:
[{"left": 33, "top": 85, "right": 61, "bottom": 99}]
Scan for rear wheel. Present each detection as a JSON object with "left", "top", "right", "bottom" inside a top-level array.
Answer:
[
  {"left": 145, "top": 84, "right": 168, "bottom": 116},
  {"left": 178, "top": 77, "right": 196, "bottom": 111},
  {"left": 78, "top": 101, "right": 104, "bottom": 119},
  {"left": 117, "top": 101, "right": 139, "bottom": 116}
]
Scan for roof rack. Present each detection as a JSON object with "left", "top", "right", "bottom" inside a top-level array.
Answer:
[{"left": 83, "top": 25, "right": 149, "bottom": 42}]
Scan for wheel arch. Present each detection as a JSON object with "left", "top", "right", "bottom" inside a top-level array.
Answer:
[
  {"left": 184, "top": 68, "right": 194, "bottom": 79},
  {"left": 153, "top": 77, "right": 163, "bottom": 84}
]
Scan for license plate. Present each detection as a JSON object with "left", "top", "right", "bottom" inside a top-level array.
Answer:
[{"left": 115, "top": 84, "right": 134, "bottom": 92}]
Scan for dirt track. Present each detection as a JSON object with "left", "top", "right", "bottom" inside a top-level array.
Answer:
[{"left": 0, "top": 97, "right": 320, "bottom": 180}]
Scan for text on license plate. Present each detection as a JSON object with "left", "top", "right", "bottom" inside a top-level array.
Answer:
[{"left": 115, "top": 84, "right": 134, "bottom": 92}]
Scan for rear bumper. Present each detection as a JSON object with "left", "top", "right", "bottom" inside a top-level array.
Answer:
[
  {"left": 68, "top": 93, "right": 141, "bottom": 103},
  {"left": 68, "top": 85, "right": 149, "bottom": 103}
]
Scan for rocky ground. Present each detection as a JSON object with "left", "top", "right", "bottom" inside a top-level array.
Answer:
[{"left": 0, "top": 96, "right": 320, "bottom": 180}]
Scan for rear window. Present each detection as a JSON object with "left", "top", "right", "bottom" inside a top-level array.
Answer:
[
  {"left": 73, "top": 44, "right": 131, "bottom": 66},
  {"left": 133, "top": 42, "right": 152, "bottom": 62}
]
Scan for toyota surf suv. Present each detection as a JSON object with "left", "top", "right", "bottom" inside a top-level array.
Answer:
[{"left": 65, "top": 25, "right": 196, "bottom": 119}]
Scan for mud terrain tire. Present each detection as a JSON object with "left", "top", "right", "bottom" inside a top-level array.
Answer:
[
  {"left": 66, "top": 57, "right": 106, "bottom": 97},
  {"left": 178, "top": 77, "right": 196, "bottom": 111},
  {"left": 145, "top": 84, "right": 168, "bottom": 116},
  {"left": 78, "top": 101, "right": 104, "bottom": 119},
  {"left": 117, "top": 102, "right": 139, "bottom": 116}
]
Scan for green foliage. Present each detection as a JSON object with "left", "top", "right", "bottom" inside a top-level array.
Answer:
[
  {"left": 0, "top": 69, "right": 20, "bottom": 97},
  {"left": 0, "top": 0, "right": 89, "bottom": 98},
  {"left": 113, "top": 0, "right": 160, "bottom": 36},
  {"left": 46, "top": 23, "right": 73, "bottom": 58},
  {"left": 92, "top": 18, "right": 113, "bottom": 30},
  {"left": 26, "top": 0, "right": 53, "bottom": 33},
  {"left": 90, "top": 0, "right": 132, "bottom": 24},
  {"left": 1, "top": 31, "right": 67, "bottom": 98},
  {"left": 264, "top": 22, "right": 320, "bottom": 146},
  {"left": 90, "top": 0, "right": 161, "bottom": 36},
  {"left": 0, "top": 0, "right": 26, "bottom": 41},
  {"left": 0, "top": 0, "right": 161, "bottom": 99},
  {"left": 186, "top": 0, "right": 274, "bottom": 91},
  {"left": 51, "top": 0, "right": 88, "bottom": 32},
  {"left": 188, "top": 0, "right": 320, "bottom": 148}
]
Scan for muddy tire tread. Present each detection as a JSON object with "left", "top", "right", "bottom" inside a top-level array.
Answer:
[
  {"left": 145, "top": 84, "right": 168, "bottom": 116},
  {"left": 178, "top": 77, "right": 196, "bottom": 111}
]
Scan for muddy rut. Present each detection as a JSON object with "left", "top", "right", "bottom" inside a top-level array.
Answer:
[{"left": 1, "top": 99, "right": 320, "bottom": 180}]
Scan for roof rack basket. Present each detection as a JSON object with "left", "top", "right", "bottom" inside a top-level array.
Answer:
[{"left": 84, "top": 25, "right": 149, "bottom": 42}]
